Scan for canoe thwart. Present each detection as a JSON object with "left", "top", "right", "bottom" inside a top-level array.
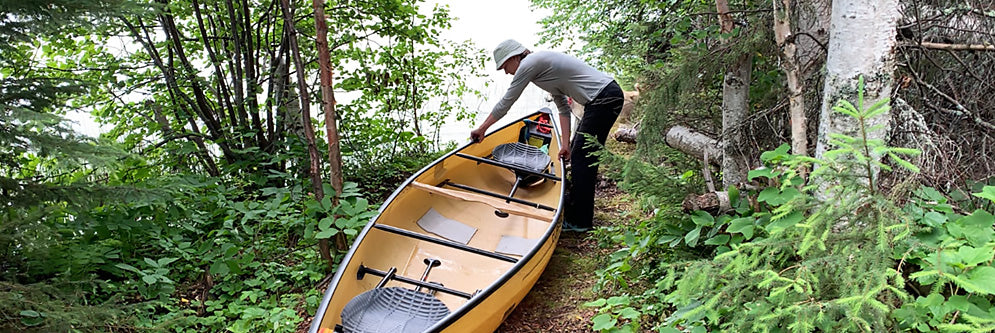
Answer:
[
  {"left": 410, "top": 181, "right": 554, "bottom": 221},
  {"left": 373, "top": 224, "right": 519, "bottom": 263},
  {"left": 455, "top": 152, "right": 561, "bottom": 182},
  {"left": 357, "top": 265, "right": 474, "bottom": 299},
  {"left": 439, "top": 181, "right": 554, "bottom": 212}
]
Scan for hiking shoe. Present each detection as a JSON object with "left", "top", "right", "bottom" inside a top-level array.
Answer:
[{"left": 562, "top": 221, "right": 591, "bottom": 233}]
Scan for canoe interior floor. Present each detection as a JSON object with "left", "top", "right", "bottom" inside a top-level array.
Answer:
[{"left": 359, "top": 184, "right": 552, "bottom": 308}]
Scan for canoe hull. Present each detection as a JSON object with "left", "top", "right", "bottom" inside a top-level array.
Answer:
[
  {"left": 437, "top": 224, "right": 560, "bottom": 332},
  {"left": 309, "top": 110, "right": 564, "bottom": 333}
]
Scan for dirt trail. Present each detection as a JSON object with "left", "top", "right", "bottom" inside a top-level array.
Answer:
[{"left": 497, "top": 177, "right": 625, "bottom": 332}]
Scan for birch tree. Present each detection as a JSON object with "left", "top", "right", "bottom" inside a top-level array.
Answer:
[
  {"left": 815, "top": 0, "right": 902, "bottom": 185},
  {"left": 773, "top": 0, "right": 807, "bottom": 157},
  {"left": 716, "top": 0, "right": 751, "bottom": 187}
]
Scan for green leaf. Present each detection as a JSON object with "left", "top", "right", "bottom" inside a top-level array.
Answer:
[
  {"left": 917, "top": 186, "right": 946, "bottom": 202},
  {"left": 318, "top": 216, "right": 334, "bottom": 230},
  {"left": 888, "top": 153, "right": 920, "bottom": 173},
  {"left": 957, "top": 246, "right": 993, "bottom": 266},
  {"left": 19, "top": 310, "right": 40, "bottom": 318},
  {"left": 728, "top": 218, "right": 755, "bottom": 239},
  {"left": 947, "top": 295, "right": 971, "bottom": 311},
  {"left": 766, "top": 211, "right": 804, "bottom": 233},
  {"left": 748, "top": 168, "right": 776, "bottom": 180},
  {"left": 728, "top": 185, "right": 740, "bottom": 205},
  {"left": 617, "top": 307, "right": 640, "bottom": 320},
  {"left": 974, "top": 186, "right": 995, "bottom": 203},
  {"left": 143, "top": 257, "right": 158, "bottom": 268},
  {"left": 157, "top": 257, "right": 178, "bottom": 267},
  {"left": 141, "top": 275, "right": 157, "bottom": 285},
  {"left": 758, "top": 187, "right": 781, "bottom": 205},
  {"left": 922, "top": 211, "right": 947, "bottom": 228},
  {"left": 315, "top": 229, "right": 339, "bottom": 239},
  {"left": 690, "top": 210, "right": 714, "bottom": 227},
  {"left": 210, "top": 261, "right": 230, "bottom": 275},
  {"left": 606, "top": 296, "right": 630, "bottom": 306},
  {"left": 584, "top": 299, "right": 607, "bottom": 308},
  {"left": 115, "top": 263, "right": 141, "bottom": 273},
  {"left": 959, "top": 210, "right": 995, "bottom": 246},
  {"left": 704, "top": 234, "right": 730, "bottom": 245},
  {"left": 591, "top": 313, "right": 616, "bottom": 331},
  {"left": 685, "top": 226, "right": 702, "bottom": 247},
  {"left": 777, "top": 187, "right": 801, "bottom": 203},
  {"left": 964, "top": 266, "right": 995, "bottom": 295}
]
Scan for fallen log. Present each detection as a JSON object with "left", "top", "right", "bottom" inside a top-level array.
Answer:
[
  {"left": 682, "top": 191, "right": 732, "bottom": 215},
  {"left": 613, "top": 126, "right": 638, "bottom": 143},
  {"left": 665, "top": 126, "right": 721, "bottom": 166}
]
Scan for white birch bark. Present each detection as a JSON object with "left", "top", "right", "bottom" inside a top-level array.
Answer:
[
  {"left": 721, "top": 55, "right": 752, "bottom": 187},
  {"left": 773, "top": 0, "right": 808, "bottom": 157},
  {"left": 715, "top": 0, "right": 752, "bottom": 188},
  {"left": 665, "top": 126, "right": 722, "bottom": 166},
  {"left": 815, "top": 0, "right": 901, "bottom": 182}
]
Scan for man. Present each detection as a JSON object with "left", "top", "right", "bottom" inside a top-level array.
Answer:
[{"left": 470, "top": 39, "right": 623, "bottom": 232}]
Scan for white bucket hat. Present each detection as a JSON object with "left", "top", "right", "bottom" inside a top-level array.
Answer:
[{"left": 493, "top": 39, "right": 528, "bottom": 70}]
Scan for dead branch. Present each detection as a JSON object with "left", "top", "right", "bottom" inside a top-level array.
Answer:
[{"left": 904, "top": 41, "right": 995, "bottom": 51}]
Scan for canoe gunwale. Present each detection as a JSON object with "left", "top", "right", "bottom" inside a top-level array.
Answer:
[{"left": 307, "top": 111, "right": 565, "bottom": 333}]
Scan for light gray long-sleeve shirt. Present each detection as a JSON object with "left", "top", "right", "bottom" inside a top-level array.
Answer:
[{"left": 490, "top": 51, "right": 613, "bottom": 119}]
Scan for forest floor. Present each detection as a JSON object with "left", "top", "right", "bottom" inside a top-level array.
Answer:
[{"left": 496, "top": 173, "right": 635, "bottom": 332}]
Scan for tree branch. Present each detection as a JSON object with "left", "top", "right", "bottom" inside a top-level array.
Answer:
[{"left": 902, "top": 41, "right": 995, "bottom": 51}]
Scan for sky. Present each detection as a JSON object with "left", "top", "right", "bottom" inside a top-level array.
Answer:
[
  {"left": 68, "top": 0, "right": 561, "bottom": 141},
  {"left": 426, "top": 0, "right": 562, "bottom": 142}
]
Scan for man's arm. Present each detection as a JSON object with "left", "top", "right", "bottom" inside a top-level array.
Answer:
[
  {"left": 470, "top": 114, "right": 499, "bottom": 143},
  {"left": 558, "top": 112, "right": 572, "bottom": 161}
]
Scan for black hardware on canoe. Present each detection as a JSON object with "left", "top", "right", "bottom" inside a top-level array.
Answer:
[
  {"left": 441, "top": 181, "right": 554, "bottom": 211},
  {"left": 455, "top": 152, "right": 560, "bottom": 182},
  {"left": 416, "top": 258, "right": 442, "bottom": 293},
  {"left": 374, "top": 266, "right": 398, "bottom": 289},
  {"left": 459, "top": 141, "right": 559, "bottom": 217},
  {"left": 356, "top": 265, "right": 473, "bottom": 299},
  {"left": 374, "top": 224, "right": 519, "bottom": 263}
]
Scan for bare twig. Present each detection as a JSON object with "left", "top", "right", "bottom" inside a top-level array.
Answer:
[{"left": 902, "top": 41, "right": 995, "bottom": 51}]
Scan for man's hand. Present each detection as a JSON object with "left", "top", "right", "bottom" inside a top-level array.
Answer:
[
  {"left": 558, "top": 146, "right": 570, "bottom": 161},
  {"left": 470, "top": 127, "right": 486, "bottom": 143}
]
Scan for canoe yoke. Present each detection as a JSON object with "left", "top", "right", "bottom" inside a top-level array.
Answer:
[{"left": 338, "top": 259, "right": 480, "bottom": 333}]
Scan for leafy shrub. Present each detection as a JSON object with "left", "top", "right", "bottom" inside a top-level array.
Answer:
[{"left": 588, "top": 79, "right": 995, "bottom": 332}]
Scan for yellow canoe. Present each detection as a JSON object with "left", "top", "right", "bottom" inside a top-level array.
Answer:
[{"left": 308, "top": 109, "right": 565, "bottom": 333}]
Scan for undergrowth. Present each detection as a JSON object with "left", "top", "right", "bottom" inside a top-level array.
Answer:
[{"left": 587, "top": 79, "right": 995, "bottom": 332}]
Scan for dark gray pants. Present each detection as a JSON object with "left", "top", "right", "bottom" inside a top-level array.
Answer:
[{"left": 566, "top": 81, "right": 623, "bottom": 229}]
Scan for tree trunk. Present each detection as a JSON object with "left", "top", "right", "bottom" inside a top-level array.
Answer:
[
  {"left": 312, "top": 0, "right": 347, "bottom": 253},
  {"left": 773, "top": 0, "right": 808, "bottom": 157},
  {"left": 313, "top": 0, "right": 342, "bottom": 198},
  {"left": 815, "top": 0, "right": 901, "bottom": 184},
  {"left": 665, "top": 126, "right": 722, "bottom": 167},
  {"left": 715, "top": 0, "right": 751, "bottom": 188},
  {"left": 280, "top": 0, "right": 334, "bottom": 269},
  {"left": 721, "top": 54, "right": 752, "bottom": 188}
]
